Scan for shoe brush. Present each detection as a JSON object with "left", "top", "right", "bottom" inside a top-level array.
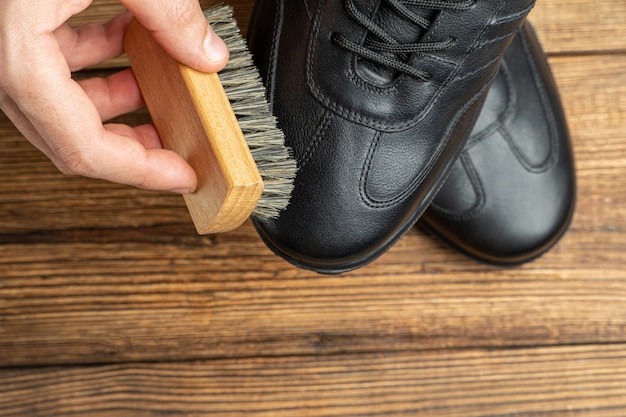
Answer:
[{"left": 124, "top": 4, "right": 296, "bottom": 234}]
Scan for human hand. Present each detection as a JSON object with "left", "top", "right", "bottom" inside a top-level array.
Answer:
[{"left": 0, "top": 0, "right": 229, "bottom": 193}]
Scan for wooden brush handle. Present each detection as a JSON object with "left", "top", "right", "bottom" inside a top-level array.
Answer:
[{"left": 124, "top": 18, "right": 263, "bottom": 234}]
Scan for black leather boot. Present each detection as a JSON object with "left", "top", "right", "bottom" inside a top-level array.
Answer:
[
  {"left": 420, "top": 23, "right": 576, "bottom": 265},
  {"left": 248, "top": 0, "right": 536, "bottom": 273}
]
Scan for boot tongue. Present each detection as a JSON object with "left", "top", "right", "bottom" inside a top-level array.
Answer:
[{"left": 356, "top": 4, "right": 436, "bottom": 86}]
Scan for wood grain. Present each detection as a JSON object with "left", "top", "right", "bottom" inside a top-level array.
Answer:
[
  {"left": 1, "top": 39, "right": 625, "bottom": 369},
  {"left": 1, "top": 345, "right": 626, "bottom": 417},
  {"left": 1, "top": 0, "right": 626, "bottom": 415},
  {"left": 528, "top": 0, "right": 626, "bottom": 54}
]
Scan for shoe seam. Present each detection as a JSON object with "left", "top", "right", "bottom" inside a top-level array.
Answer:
[
  {"left": 305, "top": 0, "right": 506, "bottom": 132},
  {"left": 454, "top": 52, "right": 506, "bottom": 82},
  {"left": 265, "top": 0, "right": 284, "bottom": 108},
  {"left": 299, "top": 110, "right": 333, "bottom": 169},
  {"left": 357, "top": 1, "right": 507, "bottom": 208},
  {"left": 520, "top": 24, "right": 560, "bottom": 172},
  {"left": 464, "top": 56, "right": 517, "bottom": 150},
  {"left": 429, "top": 152, "right": 486, "bottom": 221},
  {"left": 493, "top": 1, "right": 536, "bottom": 24},
  {"left": 359, "top": 70, "right": 497, "bottom": 209},
  {"left": 303, "top": 0, "right": 314, "bottom": 20},
  {"left": 501, "top": 27, "right": 559, "bottom": 174},
  {"left": 429, "top": 23, "right": 560, "bottom": 220},
  {"left": 478, "top": 30, "right": 517, "bottom": 49}
]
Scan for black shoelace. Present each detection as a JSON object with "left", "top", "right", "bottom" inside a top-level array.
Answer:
[{"left": 332, "top": 0, "right": 475, "bottom": 80}]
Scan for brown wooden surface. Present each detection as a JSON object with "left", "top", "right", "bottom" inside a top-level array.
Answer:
[
  {"left": 3, "top": 345, "right": 626, "bottom": 417},
  {"left": 1, "top": 0, "right": 626, "bottom": 416}
]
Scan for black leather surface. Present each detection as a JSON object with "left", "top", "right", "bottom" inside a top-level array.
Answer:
[
  {"left": 420, "top": 23, "right": 576, "bottom": 265},
  {"left": 247, "top": 0, "right": 536, "bottom": 273}
]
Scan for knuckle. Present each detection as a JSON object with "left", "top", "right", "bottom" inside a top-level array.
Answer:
[
  {"left": 170, "top": 0, "right": 198, "bottom": 26},
  {"left": 134, "top": 174, "right": 149, "bottom": 190},
  {"left": 57, "top": 148, "right": 96, "bottom": 178}
]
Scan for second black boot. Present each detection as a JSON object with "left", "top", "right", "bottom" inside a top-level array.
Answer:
[{"left": 419, "top": 23, "right": 576, "bottom": 265}]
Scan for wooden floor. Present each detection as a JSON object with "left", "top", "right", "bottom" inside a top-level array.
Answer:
[{"left": 1, "top": 0, "right": 625, "bottom": 415}]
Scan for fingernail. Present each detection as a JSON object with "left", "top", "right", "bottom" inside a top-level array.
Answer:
[{"left": 203, "top": 28, "right": 228, "bottom": 65}]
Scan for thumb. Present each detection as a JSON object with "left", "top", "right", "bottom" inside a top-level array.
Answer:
[{"left": 120, "top": 0, "right": 229, "bottom": 73}]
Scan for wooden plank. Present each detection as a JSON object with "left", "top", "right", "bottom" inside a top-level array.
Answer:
[
  {"left": 1, "top": 344, "right": 626, "bottom": 416},
  {"left": 1, "top": 1, "right": 623, "bottom": 415},
  {"left": 0, "top": 225, "right": 624, "bottom": 367},
  {"left": 529, "top": 0, "right": 626, "bottom": 54},
  {"left": 547, "top": 54, "right": 626, "bottom": 230},
  {"left": 0, "top": 52, "right": 625, "bottom": 366}
]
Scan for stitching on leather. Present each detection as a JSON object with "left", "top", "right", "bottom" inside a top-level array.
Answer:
[
  {"left": 346, "top": 54, "right": 456, "bottom": 96},
  {"left": 430, "top": 152, "right": 486, "bottom": 221},
  {"left": 359, "top": 131, "right": 383, "bottom": 207},
  {"left": 522, "top": 25, "right": 560, "bottom": 171},
  {"left": 501, "top": 28, "right": 559, "bottom": 173},
  {"left": 303, "top": 0, "right": 313, "bottom": 20},
  {"left": 454, "top": 53, "right": 505, "bottom": 81},
  {"left": 467, "top": 1, "right": 505, "bottom": 52},
  {"left": 299, "top": 111, "right": 333, "bottom": 169},
  {"left": 306, "top": 0, "right": 489, "bottom": 131},
  {"left": 305, "top": 0, "right": 417, "bottom": 127},
  {"left": 464, "top": 59, "right": 517, "bottom": 149},
  {"left": 360, "top": 70, "right": 498, "bottom": 209},
  {"left": 493, "top": 1, "right": 536, "bottom": 24},
  {"left": 347, "top": 0, "right": 401, "bottom": 94},
  {"left": 305, "top": 2, "right": 507, "bottom": 131},
  {"left": 478, "top": 30, "right": 516, "bottom": 48},
  {"left": 303, "top": 1, "right": 512, "bottom": 208},
  {"left": 266, "top": 0, "right": 284, "bottom": 107}
]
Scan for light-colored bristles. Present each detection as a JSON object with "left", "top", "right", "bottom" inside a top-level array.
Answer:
[{"left": 204, "top": 5, "right": 297, "bottom": 221}]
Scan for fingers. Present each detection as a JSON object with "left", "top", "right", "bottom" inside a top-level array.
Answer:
[
  {"left": 3, "top": 93, "right": 197, "bottom": 193},
  {"left": 78, "top": 69, "right": 144, "bottom": 122},
  {"left": 2, "top": 87, "right": 197, "bottom": 193},
  {"left": 121, "top": 0, "right": 229, "bottom": 73},
  {"left": 83, "top": 124, "right": 198, "bottom": 192},
  {"left": 107, "top": 123, "right": 163, "bottom": 150},
  {"left": 54, "top": 1, "right": 230, "bottom": 73},
  {"left": 2, "top": 0, "right": 92, "bottom": 34},
  {"left": 54, "top": 12, "right": 133, "bottom": 72},
  {"left": 2, "top": 34, "right": 196, "bottom": 193},
  {"left": 0, "top": 0, "right": 207, "bottom": 193},
  {"left": 35, "top": 80, "right": 197, "bottom": 192}
]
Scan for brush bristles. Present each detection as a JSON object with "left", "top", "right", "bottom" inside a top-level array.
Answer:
[{"left": 204, "top": 5, "right": 297, "bottom": 221}]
